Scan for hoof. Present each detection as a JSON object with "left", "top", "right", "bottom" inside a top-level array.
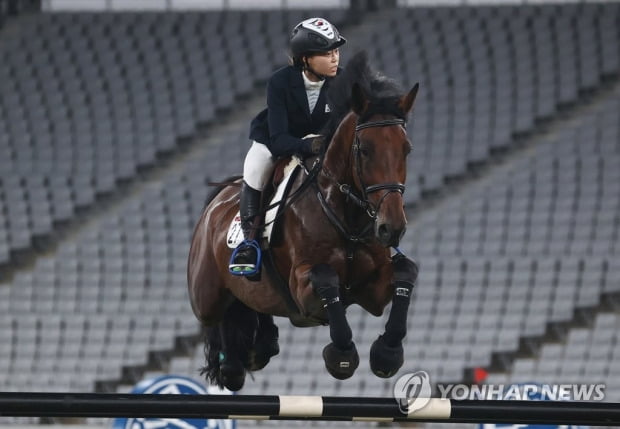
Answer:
[
  {"left": 247, "top": 336, "right": 279, "bottom": 371},
  {"left": 322, "top": 342, "right": 359, "bottom": 380},
  {"left": 370, "top": 335, "right": 404, "bottom": 378},
  {"left": 220, "top": 359, "right": 246, "bottom": 391}
]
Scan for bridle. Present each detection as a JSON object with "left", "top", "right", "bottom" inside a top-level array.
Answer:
[
  {"left": 352, "top": 118, "right": 407, "bottom": 217},
  {"left": 316, "top": 117, "right": 407, "bottom": 243}
]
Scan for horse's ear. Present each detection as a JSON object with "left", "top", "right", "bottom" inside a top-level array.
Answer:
[
  {"left": 399, "top": 83, "right": 419, "bottom": 114},
  {"left": 351, "top": 82, "right": 369, "bottom": 116}
]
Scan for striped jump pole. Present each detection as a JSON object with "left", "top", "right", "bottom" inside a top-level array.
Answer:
[{"left": 1, "top": 393, "right": 620, "bottom": 426}]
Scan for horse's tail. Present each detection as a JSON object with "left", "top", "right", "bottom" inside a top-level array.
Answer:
[
  {"left": 200, "top": 299, "right": 258, "bottom": 390},
  {"left": 202, "top": 175, "right": 243, "bottom": 211}
]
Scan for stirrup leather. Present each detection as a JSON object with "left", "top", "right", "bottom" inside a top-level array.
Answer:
[{"left": 229, "top": 239, "right": 262, "bottom": 276}]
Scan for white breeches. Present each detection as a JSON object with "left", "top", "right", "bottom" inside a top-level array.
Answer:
[{"left": 243, "top": 141, "right": 275, "bottom": 191}]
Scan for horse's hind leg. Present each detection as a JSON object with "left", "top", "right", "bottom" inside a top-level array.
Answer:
[
  {"left": 310, "top": 264, "right": 359, "bottom": 380},
  {"left": 370, "top": 254, "right": 418, "bottom": 378},
  {"left": 246, "top": 313, "right": 279, "bottom": 371},
  {"left": 201, "top": 300, "right": 257, "bottom": 391}
]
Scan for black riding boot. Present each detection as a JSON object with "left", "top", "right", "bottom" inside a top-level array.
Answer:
[{"left": 229, "top": 182, "right": 262, "bottom": 278}]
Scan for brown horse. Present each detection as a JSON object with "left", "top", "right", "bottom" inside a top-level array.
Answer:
[{"left": 188, "top": 52, "right": 419, "bottom": 391}]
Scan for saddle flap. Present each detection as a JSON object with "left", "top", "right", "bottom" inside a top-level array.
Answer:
[{"left": 226, "top": 157, "right": 302, "bottom": 249}]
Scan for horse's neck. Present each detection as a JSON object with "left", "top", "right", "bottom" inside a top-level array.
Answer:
[
  {"left": 322, "top": 112, "right": 356, "bottom": 187},
  {"left": 318, "top": 113, "right": 371, "bottom": 230}
]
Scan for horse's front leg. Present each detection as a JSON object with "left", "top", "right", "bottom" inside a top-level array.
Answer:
[
  {"left": 370, "top": 253, "right": 418, "bottom": 378},
  {"left": 306, "top": 263, "right": 359, "bottom": 379}
]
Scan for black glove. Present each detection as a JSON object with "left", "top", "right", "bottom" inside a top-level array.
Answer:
[{"left": 300, "top": 135, "right": 325, "bottom": 157}]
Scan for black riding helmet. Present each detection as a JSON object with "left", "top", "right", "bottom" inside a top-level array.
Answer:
[{"left": 290, "top": 17, "right": 346, "bottom": 67}]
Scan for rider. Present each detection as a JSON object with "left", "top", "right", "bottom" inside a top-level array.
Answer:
[{"left": 229, "top": 17, "right": 346, "bottom": 277}]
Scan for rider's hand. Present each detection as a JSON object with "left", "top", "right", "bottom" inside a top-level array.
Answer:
[{"left": 300, "top": 134, "right": 325, "bottom": 157}]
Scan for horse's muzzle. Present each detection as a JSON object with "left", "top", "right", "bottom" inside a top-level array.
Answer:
[
  {"left": 373, "top": 191, "right": 407, "bottom": 247},
  {"left": 376, "top": 222, "right": 406, "bottom": 248}
]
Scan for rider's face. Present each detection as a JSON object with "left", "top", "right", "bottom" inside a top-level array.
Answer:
[{"left": 306, "top": 49, "right": 340, "bottom": 79}]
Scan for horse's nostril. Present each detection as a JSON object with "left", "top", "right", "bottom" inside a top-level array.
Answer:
[{"left": 378, "top": 224, "right": 390, "bottom": 239}]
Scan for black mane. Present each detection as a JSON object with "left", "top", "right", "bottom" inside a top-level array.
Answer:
[{"left": 321, "top": 51, "right": 405, "bottom": 144}]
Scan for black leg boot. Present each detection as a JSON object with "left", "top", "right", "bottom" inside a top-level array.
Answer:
[{"left": 229, "top": 181, "right": 262, "bottom": 279}]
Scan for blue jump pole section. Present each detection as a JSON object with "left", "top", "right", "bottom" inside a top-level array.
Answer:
[{"left": 0, "top": 393, "right": 620, "bottom": 425}]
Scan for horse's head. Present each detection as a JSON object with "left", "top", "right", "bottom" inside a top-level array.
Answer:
[
  {"left": 318, "top": 51, "right": 419, "bottom": 248},
  {"left": 345, "top": 81, "right": 419, "bottom": 247}
]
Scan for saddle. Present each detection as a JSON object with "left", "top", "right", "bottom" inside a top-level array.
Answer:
[
  {"left": 261, "top": 156, "right": 306, "bottom": 244},
  {"left": 226, "top": 156, "right": 304, "bottom": 250},
  {"left": 227, "top": 154, "right": 319, "bottom": 313}
]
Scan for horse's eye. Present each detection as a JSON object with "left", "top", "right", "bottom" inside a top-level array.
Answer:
[{"left": 358, "top": 142, "right": 371, "bottom": 157}]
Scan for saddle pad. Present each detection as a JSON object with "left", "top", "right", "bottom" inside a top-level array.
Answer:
[{"left": 226, "top": 157, "right": 301, "bottom": 249}]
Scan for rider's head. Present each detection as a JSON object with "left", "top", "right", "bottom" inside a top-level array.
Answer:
[{"left": 290, "top": 17, "right": 346, "bottom": 80}]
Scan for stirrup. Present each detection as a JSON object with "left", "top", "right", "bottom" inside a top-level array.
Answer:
[{"left": 229, "top": 239, "right": 262, "bottom": 277}]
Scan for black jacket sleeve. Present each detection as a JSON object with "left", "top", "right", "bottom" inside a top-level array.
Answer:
[
  {"left": 266, "top": 75, "right": 312, "bottom": 158},
  {"left": 248, "top": 66, "right": 337, "bottom": 158}
]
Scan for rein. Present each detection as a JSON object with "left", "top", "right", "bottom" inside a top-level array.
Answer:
[
  {"left": 250, "top": 156, "right": 322, "bottom": 230},
  {"left": 254, "top": 117, "right": 407, "bottom": 298},
  {"left": 219, "top": 118, "right": 407, "bottom": 236}
]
